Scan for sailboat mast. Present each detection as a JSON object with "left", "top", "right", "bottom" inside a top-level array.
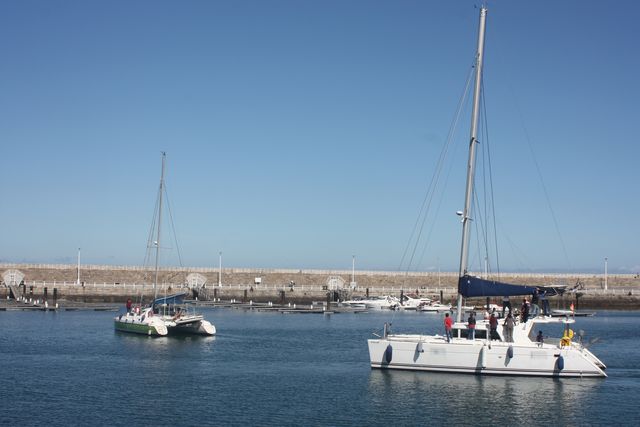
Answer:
[
  {"left": 153, "top": 152, "right": 166, "bottom": 301},
  {"left": 456, "top": 7, "right": 487, "bottom": 322}
]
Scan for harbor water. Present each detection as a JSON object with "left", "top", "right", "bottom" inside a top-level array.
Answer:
[{"left": 1, "top": 308, "right": 638, "bottom": 426}]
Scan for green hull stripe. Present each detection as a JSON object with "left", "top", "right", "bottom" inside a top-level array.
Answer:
[{"left": 114, "top": 320, "right": 160, "bottom": 336}]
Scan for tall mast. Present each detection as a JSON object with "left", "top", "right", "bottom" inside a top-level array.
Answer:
[
  {"left": 154, "top": 152, "right": 166, "bottom": 300},
  {"left": 456, "top": 7, "right": 487, "bottom": 322}
]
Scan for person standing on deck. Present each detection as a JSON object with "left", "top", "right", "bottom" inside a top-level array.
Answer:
[
  {"left": 540, "top": 290, "right": 550, "bottom": 316},
  {"left": 501, "top": 296, "right": 511, "bottom": 317},
  {"left": 467, "top": 312, "right": 476, "bottom": 340},
  {"left": 444, "top": 312, "right": 453, "bottom": 343},
  {"left": 531, "top": 289, "right": 540, "bottom": 317},
  {"left": 521, "top": 298, "right": 530, "bottom": 323},
  {"left": 503, "top": 312, "right": 515, "bottom": 342},
  {"left": 489, "top": 312, "right": 498, "bottom": 340},
  {"left": 126, "top": 298, "right": 132, "bottom": 313}
]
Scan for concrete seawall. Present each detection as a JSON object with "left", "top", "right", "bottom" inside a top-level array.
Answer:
[{"left": 2, "top": 263, "right": 639, "bottom": 309}]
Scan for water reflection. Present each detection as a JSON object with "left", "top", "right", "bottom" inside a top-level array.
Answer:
[
  {"left": 366, "top": 370, "right": 605, "bottom": 424},
  {"left": 115, "top": 331, "right": 216, "bottom": 347}
]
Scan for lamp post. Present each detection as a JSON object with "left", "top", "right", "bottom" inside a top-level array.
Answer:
[
  {"left": 218, "top": 251, "right": 222, "bottom": 287},
  {"left": 351, "top": 255, "right": 355, "bottom": 284},
  {"left": 76, "top": 248, "right": 81, "bottom": 285},
  {"left": 604, "top": 257, "right": 608, "bottom": 291}
]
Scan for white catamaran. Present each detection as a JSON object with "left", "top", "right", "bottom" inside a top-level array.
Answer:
[
  {"left": 114, "top": 152, "right": 215, "bottom": 337},
  {"left": 367, "top": 7, "right": 606, "bottom": 377}
]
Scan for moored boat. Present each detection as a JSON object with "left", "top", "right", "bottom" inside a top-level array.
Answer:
[
  {"left": 342, "top": 296, "right": 399, "bottom": 310},
  {"left": 364, "top": 296, "right": 400, "bottom": 310},
  {"left": 418, "top": 301, "right": 452, "bottom": 313},
  {"left": 400, "top": 294, "right": 432, "bottom": 310},
  {"left": 551, "top": 309, "right": 595, "bottom": 317}
]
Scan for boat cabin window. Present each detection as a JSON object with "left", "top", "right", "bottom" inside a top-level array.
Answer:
[
  {"left": 453, "top": 328, "right": 503, "bottom": 341},
  {"left": 527, "top": 322, "right": 568, "bottom": 346},
  {"left": 455, "top": 328, "right": 488, "bottom": 340}
]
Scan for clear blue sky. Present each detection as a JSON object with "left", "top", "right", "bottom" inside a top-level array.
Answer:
[{"left": 1, "top": 0, "right": 638, "bottom": 274}]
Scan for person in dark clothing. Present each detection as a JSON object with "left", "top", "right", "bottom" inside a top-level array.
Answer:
[
  {"left": 540, "top": 290, "right": 551, "bottom": 316},
  {"left": 467, "top": 312, "right": 476, "bottom": 340},
  {"left": 531, "top": 289, "right": 540, "bottom": 317},
  {"left": 126, "top": 298, "right": 132, "bottom": 313},
  {"left": 536, "top": 330, "right": 544, "bottom": 347},
  {"left": 521, "top": 298, "right": 530, "bottom": 323},
  {"left": 489, "top": 312, "right": 499, "bottom": 340},
  {"left": 501, "top": 296, "right": 511, "bottom": 318}
]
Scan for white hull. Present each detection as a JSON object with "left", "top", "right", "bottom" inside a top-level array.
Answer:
[
  {"left": 344, "top": 296, "right": 399, "bottom": 310},
  {"left": 162, "top": 314, "right": 216, "bottom": 336},
  {"left": 114, "top": 308, "right": 168, "bottom": 336},
  {"left": 419, "top": 303, "right": 452, "bottom": 313},
  {"left": 368, "top": 317, "right": 606, "bottom": 377},
  {"left": 400, "top": 296, "right": 432, "bottom": 310},
  {"left": 368, "top": 336, "right": 605, "bottom": 377},
  {"left": 366, "top": 304, "right": 395, "bottom": 310},
  {"left": 342, "top": 302, "right": 367, "bottom": 309}
]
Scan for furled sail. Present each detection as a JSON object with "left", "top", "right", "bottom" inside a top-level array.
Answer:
[{"left": 458, "top": 275, "right": 537, "bottom": 298}]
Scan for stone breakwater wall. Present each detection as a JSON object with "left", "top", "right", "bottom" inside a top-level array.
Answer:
[{"left": 2, "top": 263, "right": 639, "bottom": 308}]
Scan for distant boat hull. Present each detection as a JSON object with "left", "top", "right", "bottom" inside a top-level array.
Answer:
[
  {"left": 342, "top": 302, "right": 367, "bottom": 309},
  {"left": 551, "top": 309, "right": 595, "bottom": 317},
  {"left": 419, "top": 303, "right": 452, "bottom": 313},
  {"left": 343, "top": 296, "right": 399, "bottom": 310}
]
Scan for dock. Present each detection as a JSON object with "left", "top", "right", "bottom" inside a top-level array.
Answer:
[
  {"left": 187, "top": 300, "right": 368, "bottom": 314},
  {"left": 0, "top": 299, "right": 119, "bottom": 312}
]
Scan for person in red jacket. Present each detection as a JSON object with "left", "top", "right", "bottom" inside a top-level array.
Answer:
[{"left": 444, "top": 312, "right": 453, "bottom": 343}]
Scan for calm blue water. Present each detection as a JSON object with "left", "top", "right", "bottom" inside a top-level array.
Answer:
[{"left": 1, "top": 308, "right": 638, "bottom": 426}]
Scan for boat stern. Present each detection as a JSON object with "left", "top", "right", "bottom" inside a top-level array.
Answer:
[
  {"left": 368, "top": 338, "right": 393, "bottom": 368},
  {"left": 198, "top": 320, "right": 216, "bottom": 336}
]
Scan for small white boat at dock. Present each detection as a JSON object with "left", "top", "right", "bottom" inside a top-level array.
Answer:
[
  {"left": 342, "top": 296, "right": 399, "bottom": 310},
  {"left": 418, "top": 301, "right": 452, "bottom": 313}
]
